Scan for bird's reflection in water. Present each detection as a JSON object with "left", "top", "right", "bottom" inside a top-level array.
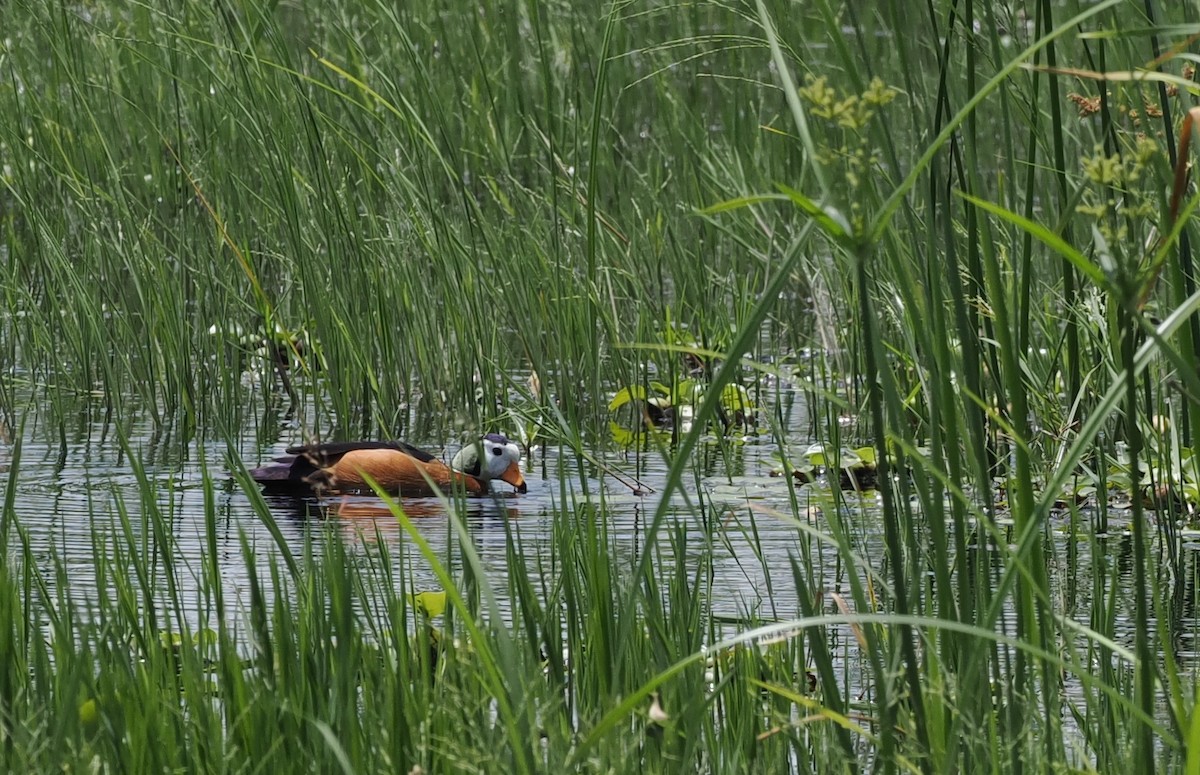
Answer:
[{"left": 262, "top": 493, "right": 520, "bottom": 546}]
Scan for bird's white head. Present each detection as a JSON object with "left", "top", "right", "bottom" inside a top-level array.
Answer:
[{"left": 451, "top": 433, "right": 527, "bottom": 492}]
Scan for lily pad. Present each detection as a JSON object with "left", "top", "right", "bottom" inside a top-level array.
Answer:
[{"left": 409, "top": 590, "right": 447, "bottom": 619}]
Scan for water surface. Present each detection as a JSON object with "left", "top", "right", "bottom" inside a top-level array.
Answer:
[{"left": 4, "top": 378, "right": 1195, "bottom": 682}]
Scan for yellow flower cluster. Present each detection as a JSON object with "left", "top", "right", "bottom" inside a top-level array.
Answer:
[
  {"left": 795, "top": 75, "right": 899, "bottom": 229},
  {"left": 1076, "top": 138, "right": 1159, "bottom": 239},
  {"left": 798, "top": 75, "right": 898, "bottom": 130}
]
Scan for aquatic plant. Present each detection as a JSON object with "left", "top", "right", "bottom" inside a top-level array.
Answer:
[{"left": 1, "top": 0, "right": 1198, "bottom": 772}]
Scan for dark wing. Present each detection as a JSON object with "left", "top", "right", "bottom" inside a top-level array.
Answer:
[
  {"left": 389, "top": 440, "right": 438, "bottom": 463},
  {"left": 284, "top": 440, "right": 438, "bottom": 463},
  {"left": 249, "top": 454, "right": 321, "bottom": 491}
]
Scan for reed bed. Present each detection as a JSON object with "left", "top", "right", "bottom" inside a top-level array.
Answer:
[{"left": 2, "top": 0, "right": 1199, "bottom": 771}]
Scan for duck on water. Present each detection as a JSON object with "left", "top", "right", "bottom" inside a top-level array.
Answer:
[{"left": 250, "top": 433, "right": 527, "bottom": 497}]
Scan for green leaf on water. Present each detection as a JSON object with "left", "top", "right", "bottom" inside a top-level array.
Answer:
[
  {"left": 608, "top": 385, "right": 647, "bottom": 412},
  {"left": 609, "top": 420, "right": 637, "bottom": 446},
  {"left": 159, "top": 632, "right": 185, "bottom": 649},
  {"left": 409, "top": 591, "right": 447, "bottom": 619},
  {"left": 649, "top": 381, "right": 674, "bottom": 397},
  {"left": 805, "top": 447, "right": 830, "bottom": 466},
  {"left": 720, "top": 384, "right": 754, "bottom": 413}
]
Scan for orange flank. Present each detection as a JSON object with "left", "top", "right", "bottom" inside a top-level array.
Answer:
[
  {"left": 322, "top": 449, "right": 487, "bottom": 494},
  {"left": 249, "top": 434, "right": 528, "bottom": 498}
]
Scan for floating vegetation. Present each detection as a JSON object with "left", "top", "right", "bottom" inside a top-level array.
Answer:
[
  {"left": 608, "top": 381, "right": 757, "bottom": 445},
  {"left": 1, "top": 0, "right": 1197, "bottom": 772},
  {"left": 777, "top": 445, "right": 880, "bottom": 492}
]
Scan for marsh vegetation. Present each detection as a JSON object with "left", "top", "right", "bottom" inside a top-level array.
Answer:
[{"left": 2, "top": 0, "right": 1200, "bottom": 772}]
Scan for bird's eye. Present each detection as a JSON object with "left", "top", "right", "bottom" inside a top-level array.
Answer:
[{"left": 491, "top": 446, "right": 502, "bottom": 456}]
